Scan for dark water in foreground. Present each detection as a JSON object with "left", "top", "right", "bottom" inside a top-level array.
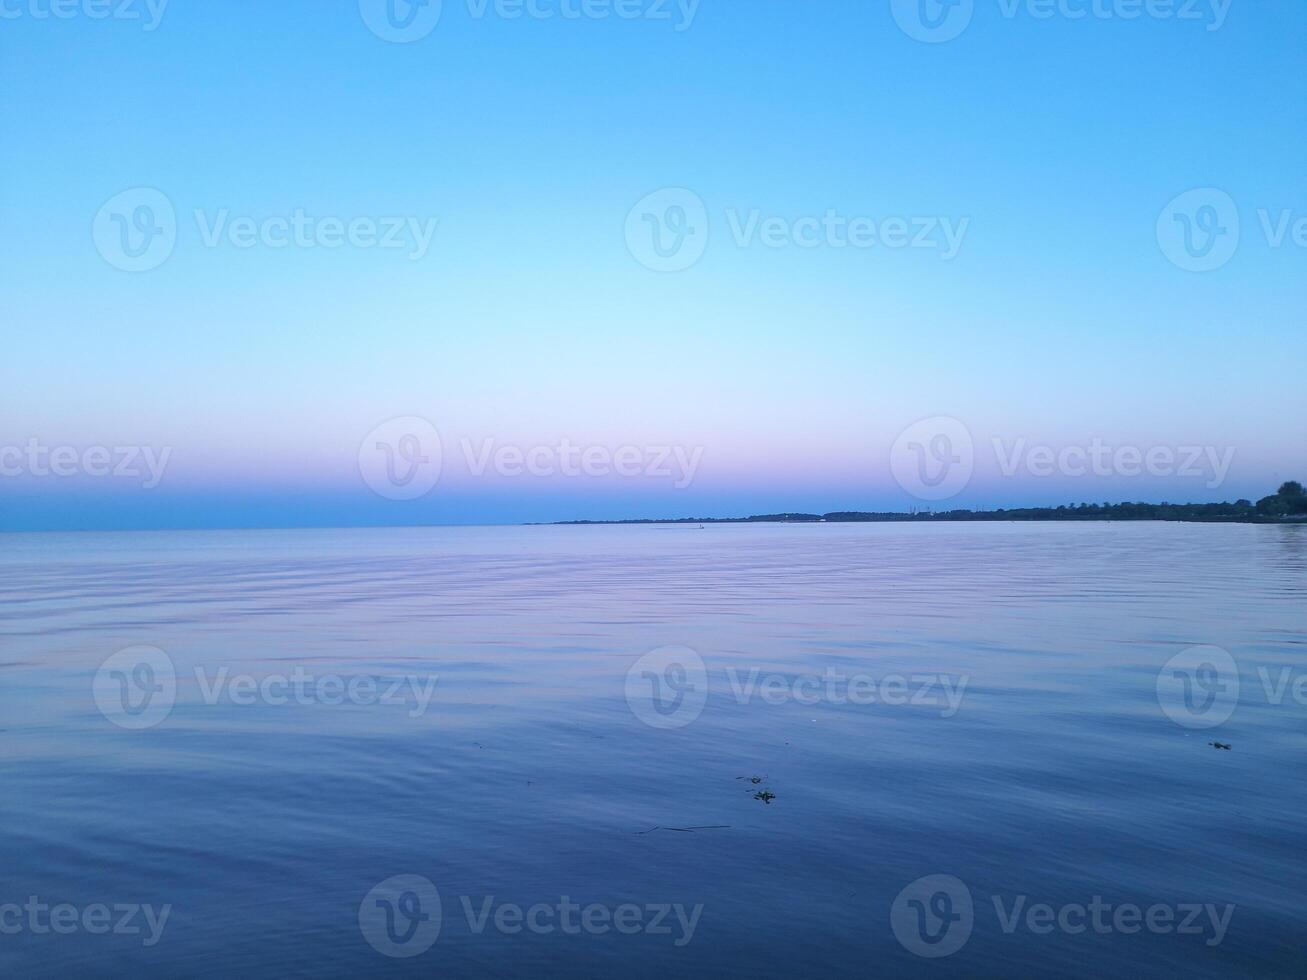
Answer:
[{"left": 1, "top": 522, "right": 1304, "bottom": 977}]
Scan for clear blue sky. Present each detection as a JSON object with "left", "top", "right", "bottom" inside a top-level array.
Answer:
[{"left": 2, "top": 1, "right": 1304, "bottom": 530}]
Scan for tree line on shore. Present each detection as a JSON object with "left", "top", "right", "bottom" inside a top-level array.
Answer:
[{"left": 557, "top": 482, "right": 1307, "bottom": 524}]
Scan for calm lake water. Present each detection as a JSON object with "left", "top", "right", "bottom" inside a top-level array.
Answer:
[{"left": 1, "top": 522, "right": 1305, "bottom": 977}]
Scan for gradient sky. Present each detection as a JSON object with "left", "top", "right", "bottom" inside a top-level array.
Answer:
[{"left": 2, "top": 1, "right": 1304, "bottom": 530}]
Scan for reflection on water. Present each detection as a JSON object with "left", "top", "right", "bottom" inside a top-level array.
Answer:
[{"left": 1, "top": 522, "right": 1305, "bottom": 977}]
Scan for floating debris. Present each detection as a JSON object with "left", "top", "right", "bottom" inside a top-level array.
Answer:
[
  {"left": 635, "top": 825, "right": 731, "bottom": 835},
  {"left": 735, "top": 775, "right": 766, "bottom": 785},
  {"left": 753, "top": 790, "right": 776, "bottom": 805},
  {"left": 1208, "top": 741, "right": 1232, "bottom": 750}
]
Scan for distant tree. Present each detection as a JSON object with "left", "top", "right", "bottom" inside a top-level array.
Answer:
[
  {"left": 1278, "top": 481, "right": 1305, "bottom": 498},
  {"left": 1257, "top": 495, "right": 1283, "bottom": 516}
]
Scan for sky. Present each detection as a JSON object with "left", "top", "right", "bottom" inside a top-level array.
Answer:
[{"left": 1, "top": 0, "right": 1304, "bottom": 531}]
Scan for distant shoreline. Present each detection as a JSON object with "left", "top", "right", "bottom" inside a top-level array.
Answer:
[
  {"left": 548, "top": 514, "right": 1307, "bottom": 526},
  {"left": 546, "top": 493, "right": 1307, "bottom": 526}
]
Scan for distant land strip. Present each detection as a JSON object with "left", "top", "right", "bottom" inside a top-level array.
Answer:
[{"left": 547, "top": 484, "right": 1307, "bottom": 526}]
